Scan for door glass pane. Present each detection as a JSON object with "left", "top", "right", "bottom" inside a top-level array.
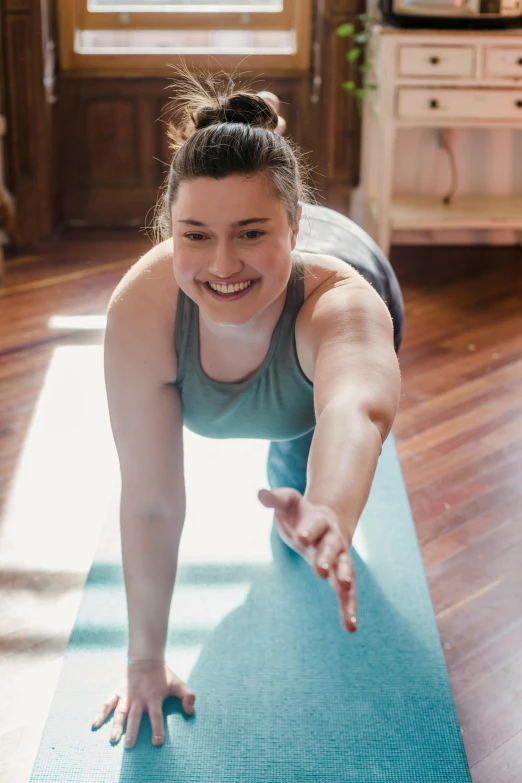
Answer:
[
  {"left": 78, "top": 28, "right": 294, "bottom": 52},
  {"left": 88, "top": 1, "right": 283, "bottom": 9},
  {"left": 399, "top": 0, "right": 471, "bottom": 7}
]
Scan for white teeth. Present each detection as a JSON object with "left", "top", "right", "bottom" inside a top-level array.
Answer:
[{"left": 208, "top": 280, "right": 253, "bottom": 295}]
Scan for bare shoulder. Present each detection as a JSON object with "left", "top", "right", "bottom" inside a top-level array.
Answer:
[
  {"left": 106, "top": 237, "right": 179, "bottom": 382},
  {"left": 300, "top": 250, "right": 377, "bottom": 304},
  {"left": 108, "top": 237, "right": 178, "bottom": 311},
  {"left": 296, "top": 252, "right": 388, "bottom": 382}
]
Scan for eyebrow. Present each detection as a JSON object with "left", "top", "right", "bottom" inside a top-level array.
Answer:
[{"left": 177, "top": 217, "right": 271, "bottom": 228}]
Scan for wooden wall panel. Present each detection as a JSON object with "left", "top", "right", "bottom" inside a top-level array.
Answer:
[
  {"left": 56, "top": 75, "right": 315, "bottom": 229},
  {"left": 1, "top": 0, "right": 55, "bottom": 244},
  {"left": 87, "top": 100, "right": 139, "bottom": 187}
]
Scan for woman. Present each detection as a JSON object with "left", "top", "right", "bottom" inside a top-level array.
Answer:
[{"left": 93, "top": 68, "right": 403, "bottom": 750}]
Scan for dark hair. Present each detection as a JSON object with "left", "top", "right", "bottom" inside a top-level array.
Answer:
[{"left": 150, "top": 63, "right": 315, "bottom": 244}]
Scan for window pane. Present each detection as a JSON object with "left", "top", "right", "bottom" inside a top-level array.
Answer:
[
  {"left": 88, "top": 1, "right": 283, "bottom": 9},
  {"left": 77, "top": 27, "right": 294, "bottom": 53}
]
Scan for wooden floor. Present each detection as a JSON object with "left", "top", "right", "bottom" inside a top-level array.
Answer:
[{"left": 1, "top": 232, "right": 521, "bottom": 782}]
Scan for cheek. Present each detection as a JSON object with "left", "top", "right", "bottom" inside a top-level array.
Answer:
[{"left": 172, "top": 248, "right": 200, "bottom": 280}]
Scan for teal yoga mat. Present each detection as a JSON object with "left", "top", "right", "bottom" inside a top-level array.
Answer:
[{"left": 28, "top": 432, "right": 472, "bottom": 782}]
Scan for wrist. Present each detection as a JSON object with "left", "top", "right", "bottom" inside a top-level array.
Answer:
[
  {"left": 127, "top": 656, "right": 165, "bottom": 666},
  {"left": 306, "top": 501, "right": 353, "bottom": 545}
]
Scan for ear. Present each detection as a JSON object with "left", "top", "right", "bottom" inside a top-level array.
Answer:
[{"left": 290, "top": 203, "right": 302, "bottom": 249}]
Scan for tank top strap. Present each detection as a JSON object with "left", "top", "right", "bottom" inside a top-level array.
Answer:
[
  {"left": 285, "top": 249, "right": 305, "bottom": 322},
  {"left": 174, "top": 285, "right": 192, "bottom": 386}
]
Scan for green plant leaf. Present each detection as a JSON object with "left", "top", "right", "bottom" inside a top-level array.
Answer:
[
  {"left": 358, "top": 13, "right": 369, "bottom": 20},
  {"left": 367, "top": 83, "right": 378, "bottom": 90},
  {"left": 354, "top": 88, "right": 366, "bottom": 99},
  {"left": 336, "top": 23, "right": 354, "bottom": 36},
  {"left": 359, "top": 63, "right": 371, "bottom": 72},
  {"left": 347, "top": 47, "right": 361, "bottom": 62},
  {"left": 355, "top": 31, "right": 370, "bottom": 43},
  {"left": 342, "top": 80, "right": 356, "bottom": 91}
]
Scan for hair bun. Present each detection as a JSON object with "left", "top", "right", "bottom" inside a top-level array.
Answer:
[{"left": 192, "top": 93, "right": 279, "bottom": 132}]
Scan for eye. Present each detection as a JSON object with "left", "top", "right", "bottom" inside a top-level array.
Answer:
[
  {"left": 241, "top": 230, "right": 265, "bottom": 239},
  {"left": 185, "top": 233, "right": 207, "bottom": 241}
]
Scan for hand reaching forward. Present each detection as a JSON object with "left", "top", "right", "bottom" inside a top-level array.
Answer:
[{"left": 258, "top": 487, "right": 358, "bottom": 633}]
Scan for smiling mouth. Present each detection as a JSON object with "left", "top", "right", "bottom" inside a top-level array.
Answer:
[{"left": 202, "top": 279, "right": 259, "bottom": 298}]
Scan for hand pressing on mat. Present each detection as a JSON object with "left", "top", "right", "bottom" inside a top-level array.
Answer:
[
  {"left": 258, "top": 487, "right": 357, "bottom": 634},
  {"left": 91, "top": 659, "right": 196, "bottom": 748}
]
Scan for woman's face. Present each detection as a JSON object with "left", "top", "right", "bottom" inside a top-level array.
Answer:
[{"left": 171, "top": 172, "right": 301, "bottom": 327}]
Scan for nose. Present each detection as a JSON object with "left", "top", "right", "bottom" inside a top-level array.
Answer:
[{"left": 206, "top": 240, "right": 243, "bottom": 279}]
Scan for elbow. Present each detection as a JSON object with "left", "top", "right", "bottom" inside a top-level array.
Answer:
[{"left": 355, "top": 389, "right": 401, "bottom": 446}]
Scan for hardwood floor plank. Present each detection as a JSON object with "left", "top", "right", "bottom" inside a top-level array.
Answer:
[
  {"left": 398, "top": 390, "right": 522, "bottom": 461},
  {"left": 399, "top": 413, "right": 522, "bottom": 491},
  {"left": 459, "top": 645, "right": 522, "bottom": 767},
  {"left": 471, "top": 729, "right": 522, "bottom": 783},
  {"left": 447, "top": 615, "right": 522, "bottom": 700},
  {"left": 428, "top": 515, "right": 522, "bottom": 611},
  {"left": 409, "top": 443, "right": 522, "bottom": 526},
  {"left": 394, "top": 358, "right": 522, "bottom": 436}
]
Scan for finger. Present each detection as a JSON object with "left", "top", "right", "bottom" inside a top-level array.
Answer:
[
  {"left": 295, "top": 515, "right": 330, "bottom": 548},
  {"left": 345, "top": 572, "right": 358, "bottom": 632},
  {"left": 314, "top": 532, "right": 346, "bottom": 578},
  {"left": 148, "top": 704, "right": 165, "bottom": 746},
  {"left": 257, "top": 90, "right": 281, "bottom": 114},
  {"left": 334, "top": 550, "right": 354, "bottom": 590},
  {"left": 169, "top": 680, "right": 196, "bottom": 716},
  {"left": 333, "top": 554, "right": 357, "bottom": 632},
  {"left": 124, "top": 703, "right": 143, "bottom": 749},
  {"left": 92, "top": 693, "right": 118, "bottom": 729},
  {"left": 110, "top": 704, "right": 128, "bottom": 744},
  {"left": 258, "top": 487, "right": 300, "bottom": 516},
  {"left": 276, "top": 116, "right": 287, "bottom": 136}
]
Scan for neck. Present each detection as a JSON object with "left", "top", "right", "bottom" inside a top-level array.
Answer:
[{"left": 199, "top": 285, "right": 288, "bottom": 346}]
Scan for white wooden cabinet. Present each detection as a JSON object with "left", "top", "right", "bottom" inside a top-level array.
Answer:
[{"left": 358, "top": 25, "right": 522, "bottom": 254}]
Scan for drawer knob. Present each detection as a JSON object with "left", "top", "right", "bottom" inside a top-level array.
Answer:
[
  {"left": 429, "top": 56, "right": 440, "bottom": 65},
  {"left": 429, "top": 98, "right": 440, "bottom": 109},
  {"left": 516, "top": 100, "right": 522, "bottom": 108}
]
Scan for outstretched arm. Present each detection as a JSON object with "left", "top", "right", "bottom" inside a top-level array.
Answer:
[
  {"left": 259, "top": 273, "right": 401, "bottom": 633},
  {"left": 304, "top": 274, "right": 402, "bottom": 542}
]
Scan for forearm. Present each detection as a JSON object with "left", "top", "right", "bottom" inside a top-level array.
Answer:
[
  {"left": 304, "top": 400, "right": 385, "bottom": 543},
  {"left": 120, "top": 504, "right": 185, "bottom": 663}
]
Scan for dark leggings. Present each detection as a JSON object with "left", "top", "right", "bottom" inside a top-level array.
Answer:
[{"left": 266, "top": 203, "right": 404, "bottom": 494}]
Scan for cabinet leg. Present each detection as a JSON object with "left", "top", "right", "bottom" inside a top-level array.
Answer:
[{"left": 376, "top": 127, "right": 395, "bottom": 257}]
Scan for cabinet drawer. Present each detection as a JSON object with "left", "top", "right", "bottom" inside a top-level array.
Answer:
[
  {"left": 398, "top": 45, "right": 475, "bottom": 77},
  {"left": 397, "top": 88, "right": 522, "bottom": 120},
  {"left": 484, "top": 47, "right": 522, "bottom": 78}
]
